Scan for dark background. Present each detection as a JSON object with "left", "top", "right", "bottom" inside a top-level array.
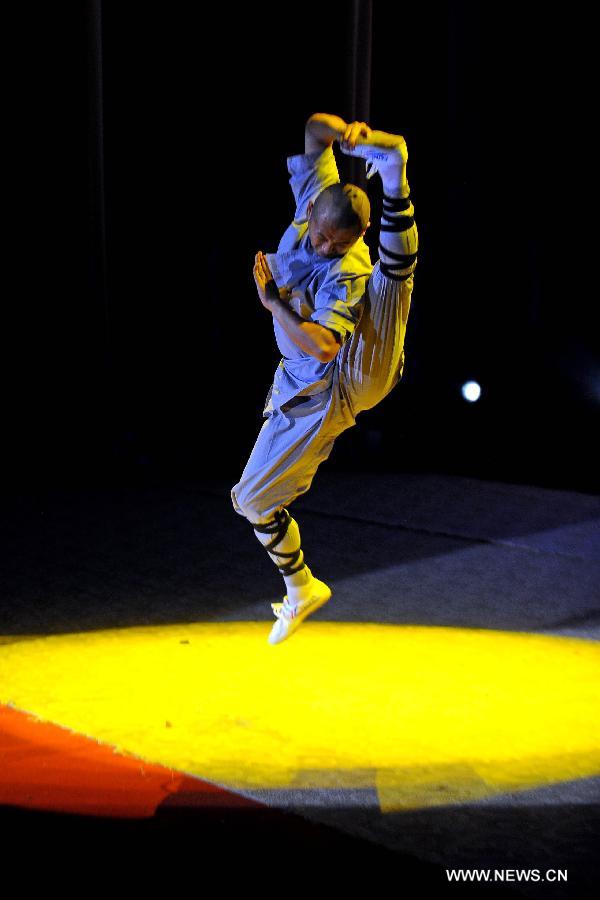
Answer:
[{"left": 7, "top": 1, "right": 597, "bottom": 496}]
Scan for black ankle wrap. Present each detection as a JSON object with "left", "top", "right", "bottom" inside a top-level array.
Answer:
[{"left": 251, "top": 508, "right": 305, "bottom": 577}]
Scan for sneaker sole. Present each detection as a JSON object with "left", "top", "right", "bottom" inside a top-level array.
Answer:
[
  {"left": 271, "top": 587, "right": 331, "bottom": 617},
  {"left": 268, "top": 587, "right": 331, "bottom": 645},
  {"left": 339, "top": 135, "right": 407, "bottom": 179}
]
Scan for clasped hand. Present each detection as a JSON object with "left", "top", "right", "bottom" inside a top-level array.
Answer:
[
  {"left": 253, "top": 251, "right": 280, "bottom": 310},
  {"left": 339, "top": 120, "right": 372, "bottom": 151}
]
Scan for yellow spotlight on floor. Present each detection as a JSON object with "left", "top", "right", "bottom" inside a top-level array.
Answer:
[{"left": 1, "top": 623, "right": 599, "bottom": 812}]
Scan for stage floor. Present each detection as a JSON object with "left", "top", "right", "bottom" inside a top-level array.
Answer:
[{"left": 1, "top": 471, "right": 598, "bottom": 896}]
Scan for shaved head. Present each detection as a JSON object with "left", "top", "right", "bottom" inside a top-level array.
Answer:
[{"left": 312, "top": 183, "right": 371, "bottom": 235}]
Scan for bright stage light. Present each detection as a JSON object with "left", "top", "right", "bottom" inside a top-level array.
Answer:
[
  {"left": 1, "top": 622, "right": 599, "bottom": 812},
  {"left": 461, "top": 380, "right": 482, "bottom": 402}
]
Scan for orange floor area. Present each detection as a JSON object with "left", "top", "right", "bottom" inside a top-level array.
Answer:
[{"left": 0, "top": 703, "right": 261, "bottom": 818}]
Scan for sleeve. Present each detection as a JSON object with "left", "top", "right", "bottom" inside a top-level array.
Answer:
[
  {"left": 310, "top": 272, "right": 368, "bottom": 345},
  {"left": 286, "top": 145, "right": 340, "bottom": 222},
  {"left": 377, "top": 191, "right": 418, "bottom": 281}
]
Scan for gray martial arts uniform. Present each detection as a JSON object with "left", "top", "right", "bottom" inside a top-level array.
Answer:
[{"left": 231, "top": 144, "right": 418, "bottom": 525}]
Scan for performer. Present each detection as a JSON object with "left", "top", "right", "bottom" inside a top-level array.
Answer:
[{"left": 231, "top": 113, "right": 418, "bottom": 644}]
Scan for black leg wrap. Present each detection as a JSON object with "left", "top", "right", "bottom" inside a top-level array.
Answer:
[{"left": 250, "top": 508, "right": 306, "bottom": 577}]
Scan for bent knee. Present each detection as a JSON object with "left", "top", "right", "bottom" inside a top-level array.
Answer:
[
  {"left": 231, "top": 484, "right": 257, "bottom": 520},
  {"left": 231, "top": 484, "right": 274, "bottom": 525}
]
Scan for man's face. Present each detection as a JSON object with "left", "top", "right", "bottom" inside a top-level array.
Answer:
[{"left": 307, "top": 201, "right": 361, "bottom": 259}]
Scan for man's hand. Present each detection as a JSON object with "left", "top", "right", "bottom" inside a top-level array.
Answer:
[
  {"left": 340, "top": 120, "right": 372, "bottom": 149},
  {"left": 339, "top": 127, "right": 409, "bottom": 197},
  {"left": 305, "top": 113, "right": 346, "bottom": 152},
  {"left": 305, "top": 113, "right": 373, "bottom": 154},
  {"left": 253, "top": 251, "right": 279, "bottom": 310}
]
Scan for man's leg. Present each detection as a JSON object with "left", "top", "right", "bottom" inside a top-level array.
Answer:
[
  {"left": 231, "top": 389, "right": 355, "bottom": 642},
  {"left": 339, "top": 265, "right": 414, "bottom": 416},
  {"left": 338, "top": 132, "right": 418, "bottom": 415}
]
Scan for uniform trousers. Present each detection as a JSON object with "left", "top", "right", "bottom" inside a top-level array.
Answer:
[{"left": 231, "top": 263, "right": 414, "bottom": 525}]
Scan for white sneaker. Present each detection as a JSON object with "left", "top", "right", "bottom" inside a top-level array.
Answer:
[
  {"left": 268, "top": 580, "right": 332, "bottom": 645},
  {"left": 339, "top": 132, "right": 408, "bottom": 181}
]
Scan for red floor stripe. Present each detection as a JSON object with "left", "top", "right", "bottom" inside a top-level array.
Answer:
[{"left": 0, "top": 703, "right": 263, "bottom": 817}]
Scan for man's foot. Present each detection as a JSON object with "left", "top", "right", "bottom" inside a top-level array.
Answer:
[
  {"left": 268, "top": 579, "right": 332, "bottom": 645},
  {"left": 339, "top": 130, "right": 408, "bottom": 182}
]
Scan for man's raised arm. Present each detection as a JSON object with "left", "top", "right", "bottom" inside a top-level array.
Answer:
[{"left": 305, "top": 113, "right": 372, "bottom": 154}]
